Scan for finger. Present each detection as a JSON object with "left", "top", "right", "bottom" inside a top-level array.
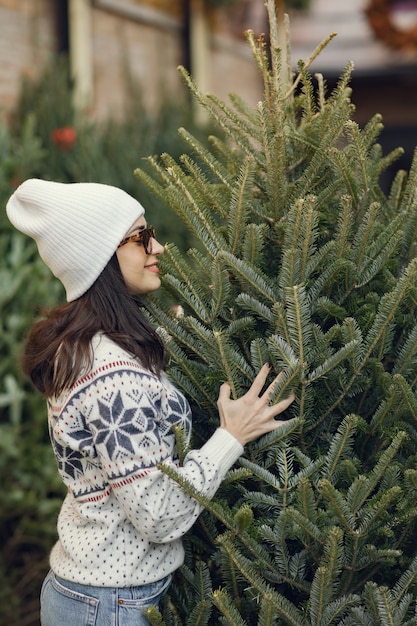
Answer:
[
  {"left": 247, "top": 363, "right": 272, "bottom": 397},
  {"left": 261, "top": 371, "right": 285, "bottom": 400},
  {"left": 217, "top": 381, "right": 232, "bottom": 403},
  {"left": 269, "top": 391, "right": 295, "bottom": 416}
]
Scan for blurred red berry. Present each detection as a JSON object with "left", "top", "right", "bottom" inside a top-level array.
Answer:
[{"left": 51, "top": 126, "right": 77, "bottom": 151}]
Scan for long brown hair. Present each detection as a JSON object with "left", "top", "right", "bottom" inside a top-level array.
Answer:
[{"left": 22, "top": 254, "right": 165, "bottom": 397}]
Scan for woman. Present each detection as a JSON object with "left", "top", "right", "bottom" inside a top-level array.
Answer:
[{"left": 6, "top": 178, "right": 294, "bottom": 626}]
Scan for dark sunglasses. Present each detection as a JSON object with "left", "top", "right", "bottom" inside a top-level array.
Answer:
[{"left": 117, "top": 226, "right": 156, "bottom": 254}]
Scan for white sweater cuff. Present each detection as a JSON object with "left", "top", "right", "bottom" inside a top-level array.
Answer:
[{"left": 199, "top": 428, "right": 244, "bottom": 470}]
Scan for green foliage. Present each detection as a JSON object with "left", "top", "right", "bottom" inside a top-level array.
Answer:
[
  {"left": 0, "top": 118, "right": 65, "bottom": 625},
  {"left": 135, "top": 1, "right": 417, "bottom": 623}
]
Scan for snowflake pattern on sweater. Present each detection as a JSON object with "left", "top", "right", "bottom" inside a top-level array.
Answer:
[{"left": 49, "top": 362, "right": 191, "bottom": 500}]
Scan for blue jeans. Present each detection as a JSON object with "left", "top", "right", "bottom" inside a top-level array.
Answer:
[{"left": 40, "top": 570, "right": 172, "bottom": 625}]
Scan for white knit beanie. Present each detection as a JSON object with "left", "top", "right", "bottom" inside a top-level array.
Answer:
[{"left": 6, "top": 178, "right": 145, "bottom": 301}]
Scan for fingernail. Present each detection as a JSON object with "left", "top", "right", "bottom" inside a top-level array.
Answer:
[{"left": 266, "top": 362, "right": 272, "bottom": 368}]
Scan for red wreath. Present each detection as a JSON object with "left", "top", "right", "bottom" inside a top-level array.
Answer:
[{"left": 365, "top": 0, "right": 417, "bottom": 51}]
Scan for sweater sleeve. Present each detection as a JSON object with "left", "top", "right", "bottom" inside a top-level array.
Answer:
[
  {"left": 54, "top": 361, "right": 243, "bottom": 544},
  {"left": 114, "top": 427, "right": 243, "bottom": 543}
]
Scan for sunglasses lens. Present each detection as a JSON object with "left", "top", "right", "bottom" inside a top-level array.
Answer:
[
  {"left": 118, "top": 226, "right": 155, "bottom": 251},
  {"left": 144, "top": 227, "right": 155, "bottom": 254}
]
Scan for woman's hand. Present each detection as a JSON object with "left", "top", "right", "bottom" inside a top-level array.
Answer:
[{"left": 217, "top": 363, "right": 295, "bottom": 446}]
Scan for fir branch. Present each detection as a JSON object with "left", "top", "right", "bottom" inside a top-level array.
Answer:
[
  {"left": 360, "top": 113, "right": 384, "bottom": 149},
  {"left": 258, "top": 595, "right": 279, "bottom": 626},
  {"left": 314, "top": 295, "right": 347, "bottom": 321},
  {"left": 284, "top": 506, "right": 324, "bottom": 544},
  {"left": 289, "top": 85, "right": 354, "bottom": 201},
  {"left": 157, "top": 461, "right": 235, "bottom": 528},
  {"left": 257, "top": 98, "right": 287, "bottom": 220},
  {"left": 226, "top": 316, "right": 255, "bottom": 337},
  {"left": 334, "top": 194, "right": 354, "bottom": 257},
  {"left": 272, "top": 302, "right": 293, "bottom": 345},
  {"left": 367, "top": 389, "right": 399, "bottom": 435},
  {"left": 281, "top": 196, "right": 319, "bottom": 285},
  {"left": 330, "top": 147, "right": 362, "bottom": 208},
  {"left": 278, "top": 248, "right": 302, "bottom": 293},
  {"left": 235, "top": 294, "right": 274, "bottom": 323},
  {"left": 314, "top": 72, "right": 327, "bottom": 113},
  {"left": 357, "top": 486, "right": 402, "bottom": 535},
  {"left": 168, "top": 365, "right": 215, "bottom": 413},
  {"left": 162, "top": 159, "right": 229, "bottom": 256},
  {"left": 178, "top": 67, "right": 264, "bottom": 167},
  {"left": 265, "top": 0, "right": 287, "bottom": 100},
  {"left": 229, "top": 92, "right": 260, "bottom": 127},
  {"left": 205, "top": 92, "right": 262, "bottom": 149},
  {"left": 165, "top": 313, "right": 253, "bottom": 395},
  {"left": 159, "top": 244, "right": 211, "bottom": 316},
  {"left": 343, "top": 120, "right": 373, "bottom": 196},
  {"left": 352, "top": 211, "right": 402, "bottom": 289},
  {"left": 363, "top": 582, "right": 401, "bottom": 625},
  {"left": 317, "top": 479, "right": 356, "bottom": 531},
  {"left": 221, "top": 467, "right": 253, "bottom": 487},
  {"left": 397, "top": 149, "right": 417, "bottom": 264},
  {"left": 372, "top": 146, "right": 405, "bottom": 186},
  {"left": 212, "top": 328, "right": 254, "bottom": 387},
  {"left": 218, "top": 250, "right": 278, "bottom": 303},
  {"left": 250, "top": 338, "right": 270, "bottom": 372},
  {"left": 308, "top": 527, "right": 344, "bottom": 624},
  {"left": 363, "top": 259, "right": 417, "bottom": 361},
  {"left": 172, "top": 424, "right": 190, "bottom": 465},
  {"left": 308, "top": 340, "right": 360, "bottom": 383},
  {"left": 177, "top": 127, "right": 232, "bottom": 189},
  {"left": 399, "top": 146, "right": 417, "bottom": 216},
  {"left": 145, "top": 606, "right": 165, "bottom": 626},
  {"left": 259, "top": 524, "right": 311, "bottom": 592},
  {"left": 241, "top": 224, "right": 268, "bottom": 266},
  {"left": 284, "top": 32, "right": 338, "bottom": 100},
  {"left": 216, "top": 535, "right": 308, "bottom": 626},
  {"left": 248, "top": 419, "right": 301, "bottom": 463},
  {"left": 392, "top": 555, "right": 417, "bottom": 608},
  {"left": 297, "top": 475, "right": 319, "bottom": 526},
  {"left": 348, "top": 432, "right": 407, "bottom": 514},
  {"left": 144, "top": 302, "right": 217, "bottom": 409},
  {"left": 321, "top": 414, "right": 359, "bottom": 484},
  {"left": 179, "top": 152, "right": 231, "bottom": 220},
  {"left": 227, "top": 158, "right": 255, "bottom": 255},
  {"left": 392, "top": 325, "right": 417, "bottom": 381},
  {"left": 134, "top": 154, "right": 173, "bottom": 187},
  {"left": 340, "top": 319, "right": 364, "bottom": 372},
  {"left": 305, "top": 241, "right": 337, "bottom": 291},
  {"left": 388, "top": 168, "right": 408, "bottom": 214},
  {"left": 297, "top": 59, "right": 317, "bottom": 122},
  {"left": 284, "top": 284, "right": 313, "bottom": 365},
  {"left": 212, "top": 589, "right": 248, "bottom": 626},
  {"left": 319, "top": 594, "right": 361, "bottom": 626},
  {"left": 318, "top": 259, "right": 417, "bottom": 422},
  {"left": 246, "top": 30, "right": 272, "bottom": 108},
  {"left": 209, "top": 259, "right": 231, "bottom": 321},
  {"left": 185, "top": 247, "right": 213, "bottom": 279},
  {"left": 158, "top": 463, "right": 302, "bottom": 594},
  {"left": 393, "top": 374, "right": 417, "bottom": 422},
  {"left": 185, "top": 597, "right": 212, "bottom": 625},
  {"left": 350, "top": 201, "right": 381, "bottom": 271},
  {"left": 239, "top": 453, "right": 288, "bottom": 493}
]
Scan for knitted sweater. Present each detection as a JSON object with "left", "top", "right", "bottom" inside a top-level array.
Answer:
[{"left": 47, "top": 333, "right": 243, "bottom": 587}]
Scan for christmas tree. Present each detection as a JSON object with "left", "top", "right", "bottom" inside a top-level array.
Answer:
[{"left": 135, "top": 1, "right": 417, "bottom": 623}]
